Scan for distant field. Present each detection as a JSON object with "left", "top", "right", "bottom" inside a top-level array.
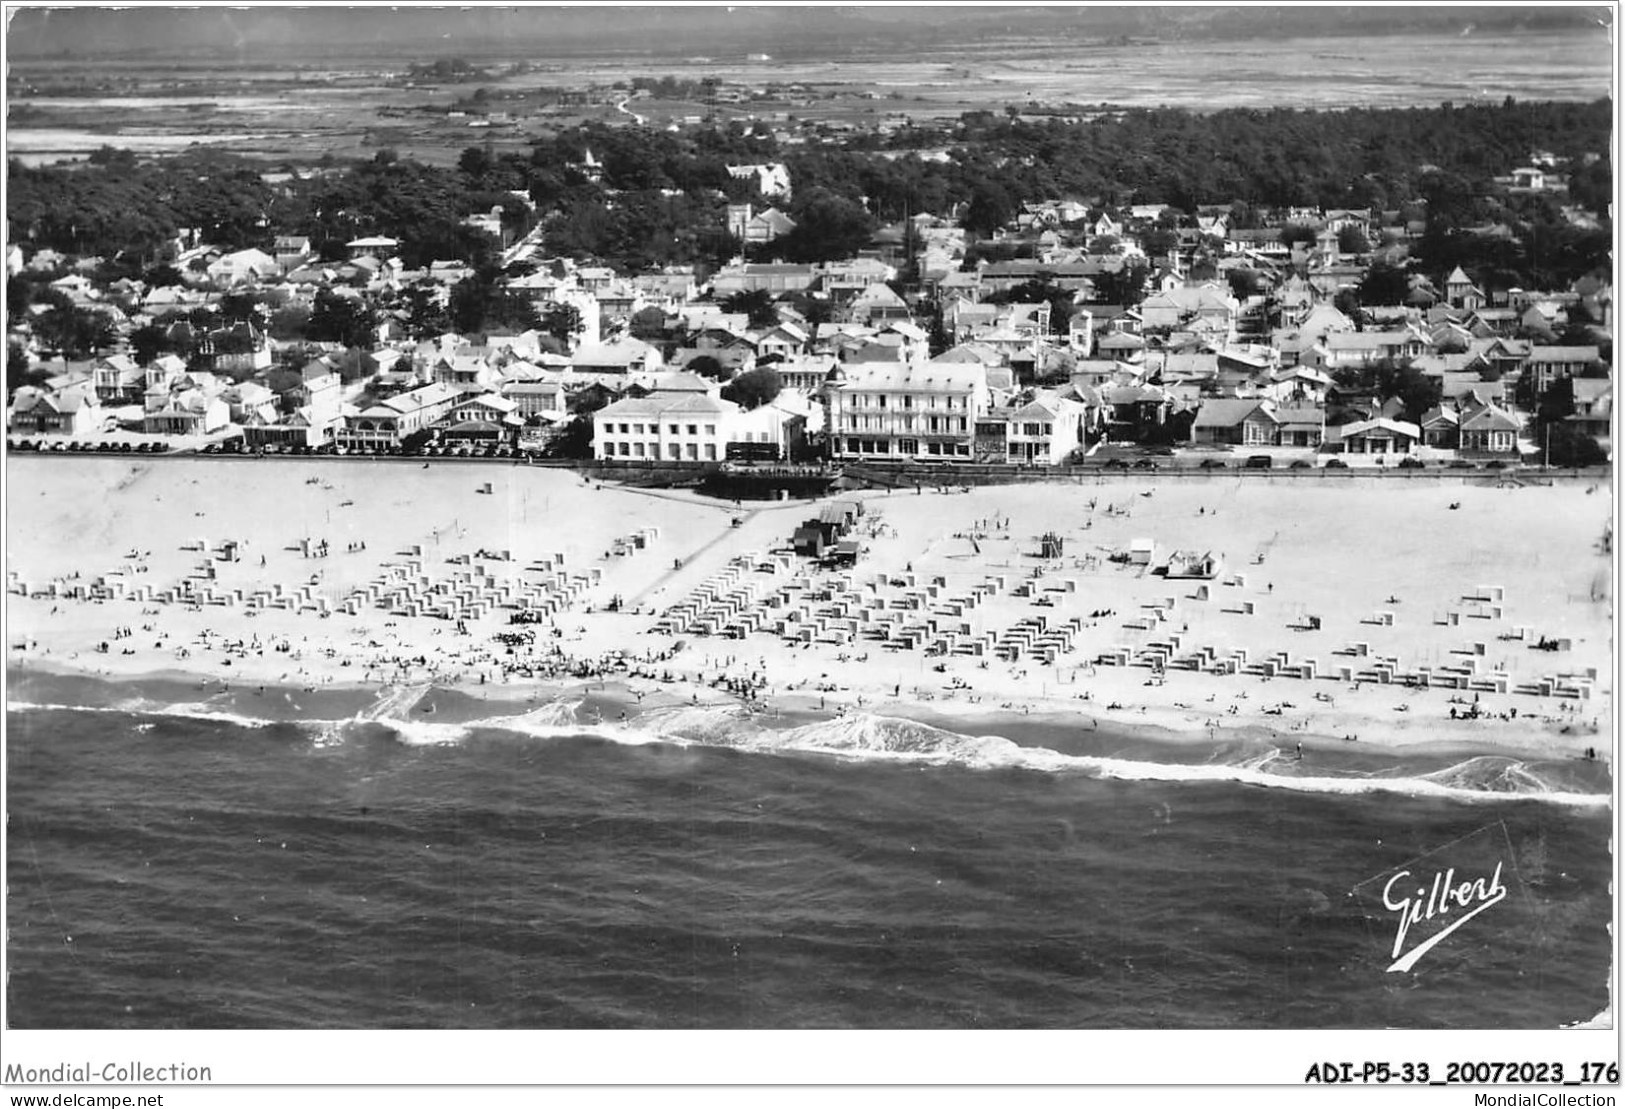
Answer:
[{"left": 5, "top": 28, "right": 1611, "bottom": 166}]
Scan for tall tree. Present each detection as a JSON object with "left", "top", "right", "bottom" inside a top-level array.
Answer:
[
  {"left": 1279, "top": 223, "right": 1320, "bottom": 249},
  {"left": 449, "top": 278, "right": 493, "bottom": 336},
  {"left": 685, "top": 355, "right": 729, "bottom": 381},
  {"left": 721, "top": 289, "right": 779, "bottom": 329},
  {"left": 33, "top": 305, "right": 117, "bottom": 359},
  {"left": 721, "top": 367, "right": 783, "bottom": 410},
  {"left": 1539, "top": 423, "right": 1607, "bottom": 467},
  {"left": 962, "top": 181, "right": 1015, "bottom": 239},
  {"left": 268, "top": 303, "right": 311, "bottom": 342},
  {"left": 218, "top": 291, "right": 268, "bottom": 330},
  {"left": 541, "top": 302, "right": 585, "bottom": 347},
  {"left": 7, "top": 340, "right": 45, "bottom": 396},
  {"left": 1358, "top": 261, "right": 1412, "bottom": 307},
  {"left": 770, "top": 188, "right": 875, "bottom": 263},
  {"left": 1332, "top": 359, "right": 1442, "bottom": 423},
  {"left": 307, "top": 289, "right": 377, "bottom": 348},
  {"left": 1336, "top": 226, "right": 1371, "bottom": 254},
  {"left": 128, "top": 322, "right": 171, "bottom": 365},
  {"left": 402, "top": 282, "right": 452, "bottom": 340},
  {"left": 458, "top": 144, "right": 493, "bottom": 182},
  {"left": 1091, "top": 262, "right": 1150, "bottom": 307}
]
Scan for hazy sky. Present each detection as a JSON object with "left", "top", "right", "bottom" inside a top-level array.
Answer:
[{"left": 5, "top": 5, "right": 1609, "bottom": 59}]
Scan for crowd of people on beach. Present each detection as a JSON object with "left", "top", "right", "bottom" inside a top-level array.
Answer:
[
  {"left": 18, "top": 546, "right": 1611, "bottom": 758},
  {"left": 9, "top": 475, "right": 1612, "bottom": 772}
]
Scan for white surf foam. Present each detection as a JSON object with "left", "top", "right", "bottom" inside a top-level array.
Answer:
[
  {"left": 573, "top": 710, "right": 1611, "bottom": 809},
  {"left": 624, "top": 703, "right": 757, "bottom": 741},
  {"left": 358, "top": 684, "right": 432, "bottom": 721},
  {"left": 1420, "top": 755, "right": 1566, "bottom": 795},
  {"left": 8, "top": 700, "right": 130, "bottom": 715},
  {"left": 20, "top": 694, "right": 1599, "bottom": 808},
  {"left": 132, "top": 701, "right": 296, "bottom": 730},
  {"left": 478, "top": 698, "right": 585, "bottom": 737},
  {"left": 9, "top": 697, "right": 329, "bottom": 734},
  {"left": 367, "top": 718, "right": 473, "bottom": 747}
]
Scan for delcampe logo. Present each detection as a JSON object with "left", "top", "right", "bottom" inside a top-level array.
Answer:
[{"left": 1353, "top": 822, "right": 1521, "bottom": 974}]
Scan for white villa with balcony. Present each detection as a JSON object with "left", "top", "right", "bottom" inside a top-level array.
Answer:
[{"left": 824, "top": 360, "right": 990, "bottom": 461}]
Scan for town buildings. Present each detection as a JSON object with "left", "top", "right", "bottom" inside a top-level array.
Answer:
[
  {"left": 5, "top": 138, "right": 1610, "bottom": 472},
  {"left": 824, "top": 361, "right": 990, "bottom": 462}
]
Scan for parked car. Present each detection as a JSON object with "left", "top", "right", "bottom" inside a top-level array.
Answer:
[
  {"left": 1199, "top": 458, "right": 1227, "bottom": 469},
  {"left": 1244, "top": 455, "right": 1273, "bottom": 469},
  {"left": 1398, "top": 456, "right": 1425, "bottom": 469},
  {"left": 1324, "top": 458, "right": 1348, "bottom": 469},
  {"left": 1289, "top": 459, "right": 1312, "bottom": 469}
]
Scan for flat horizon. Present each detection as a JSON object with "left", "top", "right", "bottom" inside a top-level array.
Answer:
[{"left": 5, "top": 4, "right": 1610, "bottom": 61}]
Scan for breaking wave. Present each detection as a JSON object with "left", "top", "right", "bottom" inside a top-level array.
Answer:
[
  {"left": 9, "top": 697, "right": 1608, "bottom": 807},
  {"left": 1419, "top": 755, "right": 1574, "bottom": 795},
  {"left": 9, "top": 698, "right": 293, "bottom": 731}
]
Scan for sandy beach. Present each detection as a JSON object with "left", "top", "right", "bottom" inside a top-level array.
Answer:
[{"left": 4, "top": 456, "right": 1613, "bottom": 764}]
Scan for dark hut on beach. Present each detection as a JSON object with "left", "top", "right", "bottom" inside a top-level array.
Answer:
[{"left": 793, "top": 525, "right": 829, "bottom": 558}]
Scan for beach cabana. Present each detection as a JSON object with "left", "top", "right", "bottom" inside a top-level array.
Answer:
[
  {"left": 1165, "top": 549, "right": 1222, "bottom": 579},
  {"left": 817, "top": 500, "right": 863, "bottom": 535},
  {"left": 827, "top": 538, "right": 861, "bottom": 567},
  {"left": 793, "top": 526, "right": 829, "bottom": 558}
]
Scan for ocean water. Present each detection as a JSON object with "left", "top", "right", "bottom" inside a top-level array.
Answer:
[{"left": 6, "top": 668, "right": 1612, "bottom": 1029}]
